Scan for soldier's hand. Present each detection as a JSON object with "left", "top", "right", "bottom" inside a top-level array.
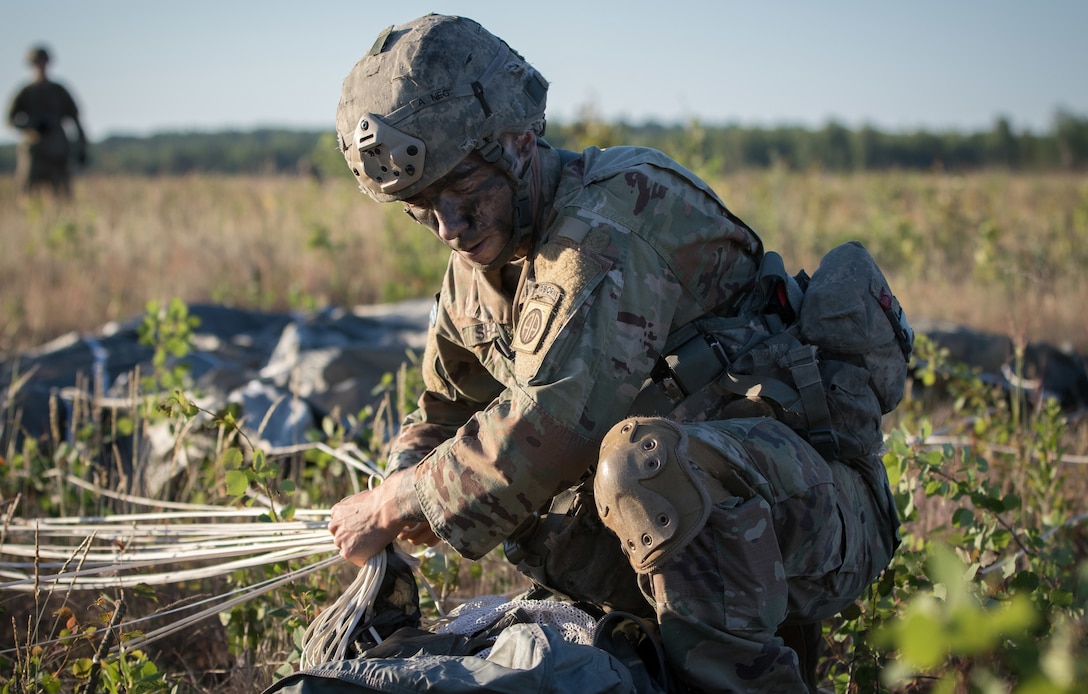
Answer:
[
  {"left": 329, "top": 489, "right": 402, "bottom": 566},
  {"left": 398, "top": 521, "right": 440, "bottom": 547},
  {"left": 329, "top": 469, "right": 429, "bottom": 566}
]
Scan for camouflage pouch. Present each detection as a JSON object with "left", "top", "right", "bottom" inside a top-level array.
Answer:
[
  {"left": 796, "top": 240, "right": 914, "bottom": 459},
  {"left": 632, "top": 241, "right": 914, "bottom": 463}
]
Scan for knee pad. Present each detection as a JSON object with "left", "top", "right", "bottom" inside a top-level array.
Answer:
[{"left": 594, "top": 417, "right": 711, "bottom": 573}]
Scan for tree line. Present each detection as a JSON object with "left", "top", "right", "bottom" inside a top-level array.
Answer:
[{"left": 2, "top": 111, "right": 1086, "bottom": 177}]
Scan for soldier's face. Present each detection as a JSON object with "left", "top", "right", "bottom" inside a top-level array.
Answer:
[{"left": 402, "top": 153, "right": 514, "bottom": 267}]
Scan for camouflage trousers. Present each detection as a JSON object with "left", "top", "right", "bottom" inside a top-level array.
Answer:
[{"left": 530, "top": 416, "right": 899, "bottom": 693}]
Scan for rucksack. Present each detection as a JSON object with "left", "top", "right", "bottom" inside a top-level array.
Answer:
[{"left": 631, "top": 240, "right": 914, "bottom": 462}]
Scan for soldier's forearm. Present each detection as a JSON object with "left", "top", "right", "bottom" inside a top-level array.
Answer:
[{"left": 385, "top": 468, "right": 426, "bottom": 525}]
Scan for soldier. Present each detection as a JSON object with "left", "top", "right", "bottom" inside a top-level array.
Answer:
[
  {"left": 7, "top": 45, "right": 88, "bottom": 198},
  {"left": 329, "top": 14, "right": 902, "bottom": 692}
]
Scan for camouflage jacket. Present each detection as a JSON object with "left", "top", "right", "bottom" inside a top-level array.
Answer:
[{"left": 393, "top": 145, "right": 763, "bottom": 559}]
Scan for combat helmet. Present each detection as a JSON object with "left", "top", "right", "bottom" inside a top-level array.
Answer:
[
  {"left": 27, "top": 45, "right": 51, "bottom": 67},
  {"left": 336, "top": 14, "right": 549, "bottom": 204}
]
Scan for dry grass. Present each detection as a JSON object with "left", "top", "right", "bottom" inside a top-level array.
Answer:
[
  {"left": 2, "top": 169, "right": 1087, "bottom": 358},
  {"left": 0, "top": 173, "right": 444, "bottom": 357},
  {"left": 718, "top": 169, "right": 1088, "bottom": 352}
]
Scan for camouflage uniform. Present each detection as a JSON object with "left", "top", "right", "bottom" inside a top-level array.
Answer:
[{"left": 386, "top": 143, "right": 900, "bottom": 691}]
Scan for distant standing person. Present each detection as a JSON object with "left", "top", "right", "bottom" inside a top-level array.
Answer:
[{"left": 7, "top": 45, "right": 88, "bottom": 197}]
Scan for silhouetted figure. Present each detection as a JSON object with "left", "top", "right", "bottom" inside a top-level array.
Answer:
[{"left": 7, "top": 45, "right": 88, "bottom": 198}]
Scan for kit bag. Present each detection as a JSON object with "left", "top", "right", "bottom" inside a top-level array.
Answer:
[{"left": 632, "top": 240, "right": 914, "bottom": 462}]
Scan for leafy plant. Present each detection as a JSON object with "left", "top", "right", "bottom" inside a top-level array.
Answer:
[
  {"left": 820, "top": 350, "right": 1088, "bottom": 693},
  {"left": 137, "top": 298, "right": 200, "bottom": 394}
]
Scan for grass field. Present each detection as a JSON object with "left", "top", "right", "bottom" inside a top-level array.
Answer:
[
  {"left": 1, "top": 169, "right": 1087, "bottom": 693},
  {"left": 2, "top": 169, "right": 1087, "bottom": 358}
]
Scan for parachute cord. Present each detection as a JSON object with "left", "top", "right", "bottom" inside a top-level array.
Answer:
[{"left": 299, "top": 550, "right": 387, "bottom": 668}]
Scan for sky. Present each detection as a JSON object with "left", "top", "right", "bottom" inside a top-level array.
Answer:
[{"left": 2, "top": 0, "right": 1086, "bottom": 145}]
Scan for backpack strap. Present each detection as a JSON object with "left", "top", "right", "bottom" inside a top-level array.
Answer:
[
  {"left": 629, "top": 251, "right": 806, "bottom": 417},
  {"left": 715, "top": 334, "right": 838, "bottom": 459},
  {"left": 627, "top": 323, "right": 725, "bottom": 416},
  {"left": 630, "top": 249, "right": 842, "bottom": 457},
  {"left": 784, "top": 343, "right": 837, "bottom": 458}
]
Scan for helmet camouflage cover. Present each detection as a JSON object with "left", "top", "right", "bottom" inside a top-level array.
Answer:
[{"left": 336, "top": 14, "right": 549, "bottom": 203}]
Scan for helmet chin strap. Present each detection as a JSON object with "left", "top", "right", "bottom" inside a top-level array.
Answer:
[{"left": 474, "top": 139, "right": 536, "bottom": 273}]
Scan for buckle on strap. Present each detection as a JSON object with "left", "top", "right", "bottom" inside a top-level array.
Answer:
[
  {"left": 787, "top": 345, "right": 823, "bottom": 390},
  {"left": 787, "top": 345, "right": 839, "bottom": 459},
  {"left": 807, "top": 426, "right": 839, "bottom": 460}
]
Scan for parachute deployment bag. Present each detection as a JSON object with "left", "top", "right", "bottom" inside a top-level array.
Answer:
[{"left": 631, "top": 240, "right": 914, "bottom": 462}]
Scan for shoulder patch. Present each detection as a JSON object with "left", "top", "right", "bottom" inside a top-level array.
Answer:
[
  {"left": 511, "top": 283, "right": 562, "bottom": 354},
  {"left": 513, "top": 239, "right": 610, "bottom": 383}
]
